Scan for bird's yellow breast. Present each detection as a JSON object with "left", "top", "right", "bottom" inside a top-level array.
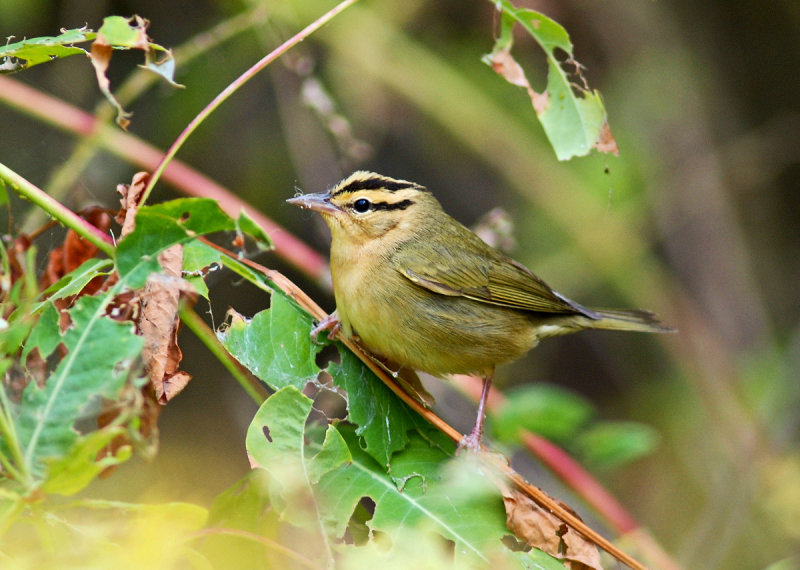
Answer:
[{"left": 330, "top": 236, "right": 539, "bottom": 376}]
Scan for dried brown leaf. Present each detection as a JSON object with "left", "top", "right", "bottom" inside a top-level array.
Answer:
[
  {"left": 116, "top": 171, "right": 150, "bottom": 235},
  {"left": 502, "top": 485, "right": 603, "bottom": 570},
  {"left": 139, "top": 245, "right": 195, "bottom": 404},
  {"left": 40, "top": 207, "right": 111, "bottom": 297},
  {"left": 89, "top": 43, "right": 130, "bottom": 129},
  {"left": 592, "top": 121, "right": 619, "bottom": 156},
  {"left": 488, "top": 48, "right": 549, "bottom": 115}
]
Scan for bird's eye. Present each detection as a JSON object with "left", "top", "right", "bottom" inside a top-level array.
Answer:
[{"left": 352, "top": 198, "right": 371, "bottom": 213}]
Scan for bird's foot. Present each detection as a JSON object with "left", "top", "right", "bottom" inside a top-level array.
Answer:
[
  {"left": 311, "top": 311, "right": 341, "bottom": 344},
  {"left": 457, "top": 425, "right": 484, "bottom": 454}
]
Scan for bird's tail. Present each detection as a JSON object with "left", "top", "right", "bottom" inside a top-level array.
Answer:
[{"left": 588, "top": 308, "right": 675, "bottom": 334}]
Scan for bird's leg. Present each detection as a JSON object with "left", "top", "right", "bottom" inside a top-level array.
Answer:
[
  {"left": 458, "top": 373, "right": 493, "bottom": 453},
  {"left": 311, "top": 310, "right": 341, "bottom": 344}
]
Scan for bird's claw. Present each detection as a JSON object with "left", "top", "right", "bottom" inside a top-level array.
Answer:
[
  {"left": 457, "top": 428, "right": 484, "bottom": 454},
  {"left": 311, "top": 312, "right": 341, "bottom": 344}
]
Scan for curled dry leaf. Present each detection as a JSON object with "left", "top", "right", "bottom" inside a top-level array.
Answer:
[
  {"left": 502, "top": 485, "right": 603, "bottom": 570},
  {"left": 40, "top": 207, "right": 111, "bottom": 295},
  {"left": 38, "top": 207, "right": 113, "bottom": 335},
  {"left": 118, "top": 171, "right": 194, "bottom": 403},
  {"left": 89, "top": 16, "right": 151, "bottom": 129},
  {"left": 90, "top": 41, "right": 130, "bottom": 129},
  {"left": 117, "top": 171, "right": 150, "bottom": 235},
  {"left": 488, "top": 47, "right": 549, "bottom": 115},
  {"left": 139, "top": 245, "right": 195, "bottom": 404}
]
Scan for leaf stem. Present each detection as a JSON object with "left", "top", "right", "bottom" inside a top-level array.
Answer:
[
  {"left": 0, "top": 382, "right": 29, "bottom": 485},
  {"left": 0, "top": 162, "right": 114, "bottom": 258},
  {"left": 179, "top": 305, "right": 268, "bottom": 404},
  {"left": 140, "top": 0, "right": 362, "bottom": 204},
  {"left": 28, "top": 6, "right": 269, "bottom": 233},
  {"left": 188, "top": 527, "right": 325, "bottom": 570}
]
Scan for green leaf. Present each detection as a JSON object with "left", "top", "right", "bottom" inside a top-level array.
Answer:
[
  {"left": 21, "top": 258, "right": 114, "bottom": 359},
  {"left": 182, "top": 238, "right": 223, "bottom": 271},
  {"left": 484, "top": 0, "right": 616, "bottom": 160},
  {"left": 328, "top": 345, "right": 427, "bottom": 468},
  {"left": 218, "top": 294, "right": 322, "bottom": 391},
  {"left": 491, "top": 384, "right": 594, "bottom": 444},
  {"left": 0, "top": 28, "right": 91, "bottom": 73},
  {"left": 38, "top": 258, "right": 114, "bottom": 304},
  {"left": 246, "top": 386, "right": 350, "bottom": 531},
  {"left": 236, "top": 210, "right": 274, "bottom": 252},
  {"left": 15, "top": 294, "right": 144, "bottom": 479},
  {"left": 116, "top": 198, "right": 235, "bottom": 288},
  {"left": 21, "top": 301, "right": 61, "bottom": 361},
  {"left": 40, "top": 426, "right": 132, "bottom": 495},
  {"left": 576, "top": 421, "right": 660, "bottom": 471},
  {"left": 0, "top": 305, "right": 34, "bottom": 357},
  {"left": 202, "top": 471, "right": 283, "bottom": 568},
  {"left": 96, "top": 16, "right": 145, "bottom": 47},
  {"left": 317, "top": 428, "right": 510, "bottom": 566},
  {"left": 182, "top": 240, "right": 223, "bottom": 298}
]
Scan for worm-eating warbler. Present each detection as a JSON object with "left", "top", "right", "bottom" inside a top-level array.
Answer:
[{"left": 287, "top": 172, "right": 671, "bottom": 450}]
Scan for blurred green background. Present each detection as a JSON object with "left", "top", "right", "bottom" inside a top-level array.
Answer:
[{"left": 1, "top": 1, "right": 799, "bottom": 568}]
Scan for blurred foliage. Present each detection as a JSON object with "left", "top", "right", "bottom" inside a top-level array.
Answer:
[{"left": 0, "top": 0, "right": 798, "bottom": 569}]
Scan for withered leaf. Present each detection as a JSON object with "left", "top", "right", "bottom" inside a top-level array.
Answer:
[
  {"left": 139, "top": 245, "right": 194, "bottom": 404},
  {"left": 117, "top": 171, "right": 150, "bottom": 235},
  {"left": 488, "top": 47, "right": 549, "bottom": 115},
  {"left": 40, "top": 207, "right": 111, "bottom": 300},
  {"left": 592, "top": 121, "right": 619, "bottom": 156},
  {"left": 502, "top": 486, "right": 603, "bottom": 570}
]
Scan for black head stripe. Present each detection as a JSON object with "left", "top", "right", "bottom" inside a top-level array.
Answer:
[
  {"left": 371, "top": 199, "right": 414, "bottom": 211},
  {"left": 335, "top": 176, "right": 422, "bottom": 195}
]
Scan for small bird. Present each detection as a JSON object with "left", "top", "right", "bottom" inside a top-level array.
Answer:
[{"left": 287, "top": 172, "right": 672, "bottom": 450}]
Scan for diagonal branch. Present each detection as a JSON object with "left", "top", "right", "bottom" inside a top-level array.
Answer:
[
  {"left": 199, "top": 238, "right": 649, "bottom": 570},
  {"left": 0, "top": 162, "right": 114, "bottom": 257}
]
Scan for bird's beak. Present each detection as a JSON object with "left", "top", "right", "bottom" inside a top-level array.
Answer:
[{"left": 286, "top": 192, "right": 339, "bottom": 215}]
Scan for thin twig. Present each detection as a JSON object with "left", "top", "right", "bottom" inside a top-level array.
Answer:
[
  {"left": 188, "top": 527, "right": 325, "bottom": 570},
  {"left": 0, "top": 76, "right": 328, "bottom": 282},
  {"left": 140, "top": 0, "right": 362, "bottom": 204},
  {"left": 179, "top": 304, "right": 268, "bottom": 404},
  {"left": 0, "top": 162, "right": 114, "bottom": 257}
]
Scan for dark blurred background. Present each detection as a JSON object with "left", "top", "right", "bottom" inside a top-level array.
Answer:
[{"left": 1, "top": 1, "right": 799, "bottom": 568}]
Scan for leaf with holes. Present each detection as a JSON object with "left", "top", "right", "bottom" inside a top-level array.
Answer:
[
  {"left": 328, "top": 345, "right": 427, "bottom": 468},
  {"left": 14, "top": 294, "right": 143, "bottom": 480},
  {"left": 218, "top": 293, "right": 322, "bottom": 392},
  {"left": 246, "top": 386, "right": 350, "bottom": 532},
  {"left": 0, "top": 28, "right": 91, "bottom": 73},
  {"left": 317, "top": 426, "right": 557, "bottom": 568},
  {"left": 116, "top": 198, "right": 235, "bottom": 288},
  {"left": 484, "top": 0, "right": 618, "bottom": 160}
]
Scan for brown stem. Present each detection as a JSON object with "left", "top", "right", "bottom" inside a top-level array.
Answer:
[{"left": 201, "top": 240, "right": 649, "bottom": 570}]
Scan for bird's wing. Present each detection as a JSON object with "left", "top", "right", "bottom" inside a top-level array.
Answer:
[{"left": 395, "top": 244, "right": 597, "bottom": 317}]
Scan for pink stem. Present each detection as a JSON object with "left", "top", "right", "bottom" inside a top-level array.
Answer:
[{"left": 0, "top": 76, "right": 328, "bottom": 281}]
